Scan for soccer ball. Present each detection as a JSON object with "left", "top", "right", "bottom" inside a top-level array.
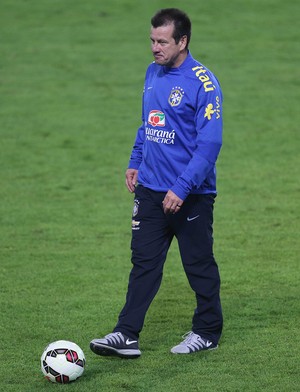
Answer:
[{"left": 41, "top": 340, "right": 85, "bottom": 383}]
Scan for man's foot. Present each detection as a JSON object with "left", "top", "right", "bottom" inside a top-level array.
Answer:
[
  {"left": 171, "top": 331, "right": 218, "bottom": 354},
  {"left": 90, "top": 332, "right": 141, "bottom": 359}
]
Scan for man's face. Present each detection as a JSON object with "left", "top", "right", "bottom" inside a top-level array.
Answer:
[{"left": 150, "top": 23, "right": 186, "bottom": 68}]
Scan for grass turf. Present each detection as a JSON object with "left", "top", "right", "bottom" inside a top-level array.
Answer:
[{"left": 0, "top": 0, "right": 299, "bottom": 391}]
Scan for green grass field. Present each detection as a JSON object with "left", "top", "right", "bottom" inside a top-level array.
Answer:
[{"left": 1, "top": 0, "right": 299, "bottom": 391}]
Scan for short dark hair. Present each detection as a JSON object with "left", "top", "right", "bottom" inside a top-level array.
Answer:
[{"left": 151, "top": 8, "right": 191, "bottom": 49}]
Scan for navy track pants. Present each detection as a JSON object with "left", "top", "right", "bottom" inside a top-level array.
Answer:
[{"left": 114, "top": 185, "right": 223, "bottom": 345}]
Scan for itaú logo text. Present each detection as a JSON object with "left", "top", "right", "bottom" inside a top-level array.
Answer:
[{"left": 148, "top": 110, "right": 165, "bottom": 127}]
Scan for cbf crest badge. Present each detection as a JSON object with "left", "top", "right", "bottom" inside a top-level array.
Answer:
[
  {"left": 168, "top": 86, "right": 184, "bottom": 107},
  {"left": 132, "top": 199, "right": 139, "bottom": 217}
]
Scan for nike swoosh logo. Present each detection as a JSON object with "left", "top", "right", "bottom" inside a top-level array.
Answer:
[
  {"left": 205, "top": 342, "right": 213, "bottom": 347},
  {"left": 126, "top": 339, "right": 138, "bottom": 345},
  {"left": 187, "top": 215, "right": 200, "bottom": 222},
  {"left": 147, "top": 86, "right": 153, "bottom": 90}
]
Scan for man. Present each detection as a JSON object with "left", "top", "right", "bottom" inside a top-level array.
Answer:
[{"left": 90, "top": 8, "right": 223, "bottom": 358}]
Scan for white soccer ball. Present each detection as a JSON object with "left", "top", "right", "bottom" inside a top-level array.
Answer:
[{"left": 41, "top": 340, "right": 85, "bottom": 383}]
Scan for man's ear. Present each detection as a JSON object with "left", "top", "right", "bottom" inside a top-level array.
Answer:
[{"left": 180, "top": 35, "right": 188, "bottom": 51}]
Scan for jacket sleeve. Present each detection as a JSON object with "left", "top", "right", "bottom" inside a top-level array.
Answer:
[
  {"left": 171, "top": 87, "right": 223, "bottom": 200},
  {"left": 128, "top": 86, "right": 146, "bottom": 170},
  {"left": 128, "top": 123, "right": 145, "bottom": 169}
]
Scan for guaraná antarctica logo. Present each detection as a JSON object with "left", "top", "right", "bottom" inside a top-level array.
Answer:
[{"left": 148, "top": 110, "right": 165, "bottom": 127}]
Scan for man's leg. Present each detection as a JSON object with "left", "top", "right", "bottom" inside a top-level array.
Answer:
[
  {"left": 172, "top": 194, "right": 223, "bottom": 346},
  {"left": 114, "top": 186, "right": 173, "bottom": 339}
]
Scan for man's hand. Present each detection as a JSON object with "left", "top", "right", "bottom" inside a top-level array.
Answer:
[
  {"left": 125, "top": 169, "right": 138, "bottom": 192},
  {"left": 162, "top": 190, "right": 183, "bottom": 214}
]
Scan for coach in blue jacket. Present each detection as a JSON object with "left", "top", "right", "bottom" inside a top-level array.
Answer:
[{"left": 91, "top": 8, "right": 223, "bottom": 358}]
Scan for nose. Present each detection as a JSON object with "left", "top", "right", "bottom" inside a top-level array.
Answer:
[{"left": 152, "top": 42, "right": 161, "bottom": 53}]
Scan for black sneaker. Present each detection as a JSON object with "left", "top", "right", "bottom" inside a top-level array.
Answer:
[
  {"left": 171, "top": 331, "right": 218, "bottom": 354},
  {"left": 90, "top": 332, "right": 141, "bottom": 359}
]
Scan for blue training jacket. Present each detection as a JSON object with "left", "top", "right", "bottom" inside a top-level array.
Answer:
[{"left": 128, "top": 52, "right": 223, "bottom": 201}]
